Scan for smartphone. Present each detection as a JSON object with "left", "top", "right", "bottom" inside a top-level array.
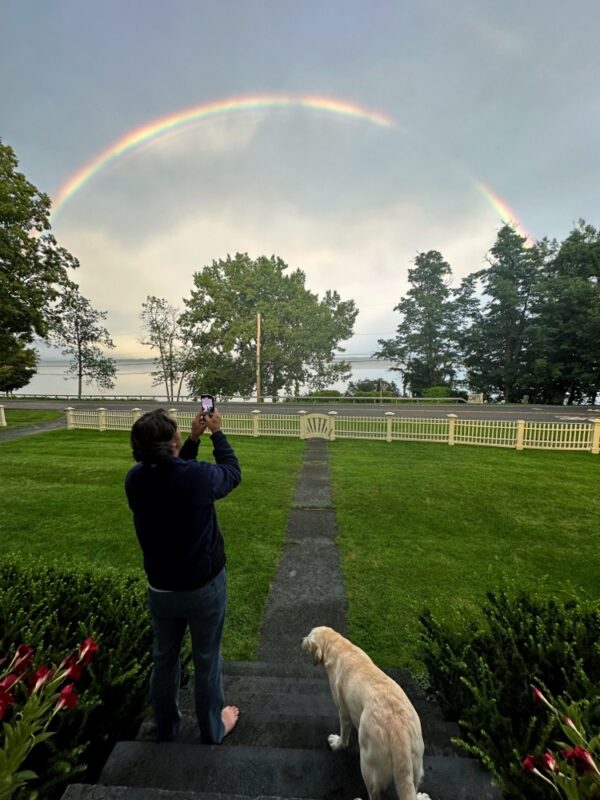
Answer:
[{"left": 200, "top": 394, "right": 215, "bottom": 417}]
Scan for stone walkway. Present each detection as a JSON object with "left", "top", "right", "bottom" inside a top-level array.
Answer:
[
  {"left": 258, "top": 439, "right": 347, "bottom": 662},
  {"left": 0, "top": 415, "right": 66, "bottom": 442}
]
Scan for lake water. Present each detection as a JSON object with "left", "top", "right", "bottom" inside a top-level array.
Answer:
[{"left": 17, "top": 358, "right": 399, "bottom": 400}]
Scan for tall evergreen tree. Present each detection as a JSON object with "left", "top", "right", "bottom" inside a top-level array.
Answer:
[
  {"left": 375, "top": 250, "right": 459, "bottom": 395},
  {"left": 458, "top": 225, "right": 544, "bottom": 402},
  {"left": 524, "top": 221, "right": 600, "bottom": 404}
]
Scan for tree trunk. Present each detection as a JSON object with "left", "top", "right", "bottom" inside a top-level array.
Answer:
[{"left": 76, "top": 320, "right": 83, "bottom": 400}]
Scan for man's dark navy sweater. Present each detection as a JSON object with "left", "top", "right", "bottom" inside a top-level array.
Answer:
[{"left": 125, "top": 431, "right": 241, "bottom": 591}]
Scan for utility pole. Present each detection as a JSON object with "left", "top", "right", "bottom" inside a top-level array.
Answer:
[{"left": 256, "top": 312, "right": 262, "bottom": 403}]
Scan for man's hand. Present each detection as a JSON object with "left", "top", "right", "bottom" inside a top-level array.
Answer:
[
  {"left": 190, "top": 411, "right": 209, "bottom": 442},
  {"left": 204, "top": 408, "right": 222, "bottom": 434}
]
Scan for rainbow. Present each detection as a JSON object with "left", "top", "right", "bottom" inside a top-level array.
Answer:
[
  {"left": 51, "top": 95, "right": 395, "bottom": 216},
  {"left": 475, "top": 181, "right": 535, "bottom": 245},
  {"left": 51, "top": 94, "right": 534, "bottom": 244}
]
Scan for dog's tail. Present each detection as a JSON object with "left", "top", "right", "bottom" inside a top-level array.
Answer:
[{"left": 390, "top": 719, "right": 425, "bottom": 800}]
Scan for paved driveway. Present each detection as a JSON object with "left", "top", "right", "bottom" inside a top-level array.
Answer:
[{"left": 3, "top": 398, "right": 599, "bottom": 424}]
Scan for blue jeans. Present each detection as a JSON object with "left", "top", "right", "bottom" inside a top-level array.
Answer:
[{"left": 147, "top": 568, "right": 227, "bottom": 743}]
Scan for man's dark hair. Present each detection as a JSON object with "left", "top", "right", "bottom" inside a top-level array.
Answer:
[{"left": 131, "top": 409, "right": 178, "bottom": 464}]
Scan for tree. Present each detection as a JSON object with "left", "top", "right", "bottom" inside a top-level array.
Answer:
[
  {"left": 50, "top": 286, "right": 117, "bottom": 398},
  {"left": 0, "top": 338, "right": 37, "bottom": 394},
  {"left": 458, "top": 225, "right": 545, "bottom": 402},
  {"left": 0, "top": 140, "right": 78, "bottom": 348},
  {"left": 375, "top": 250, "right": 459, "bottom": 396},
  {"left": 523, "top": 221, "right": 600, "bottom": 404},
  {"left": 345, "top": 378, "right": 400, "bottom": 397},
  {"left": 179, "top": 253, "right": 357, "bottom": 400},
  {"left": 140, "top": 296, "right": 190, "bottom": 402}
]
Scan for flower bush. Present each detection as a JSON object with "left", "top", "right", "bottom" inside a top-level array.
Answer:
[
  {"left": 0, "top": 637, "right": 99, "bottom": 800},
  {"left": 420, "top": 591, "right": 600, "bottom": 799},
  {"left": 523, "top": 688, "right": 600, "bottom": 799},
  {"left": 0, "top": 559, "right": 154, "bottom": 799}
]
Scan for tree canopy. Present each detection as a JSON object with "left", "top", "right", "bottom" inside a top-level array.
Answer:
[
  {"left": 0, "top": 141, "right": 78, "bottom": 345},
  {"left": 180, "top": 253, "right": 357, "bottom": 399},
  {"left": 140, "top": 295, "right": 190, "bottom": 402},
  {"left": 0, "top": 140, "right": 78, "bottom": 392},
  {"left": 376, "top": 222, "right": 600, "bottom": 404},
  {"left": 50, "top": 286, "right": 117, "bottom": 398}
]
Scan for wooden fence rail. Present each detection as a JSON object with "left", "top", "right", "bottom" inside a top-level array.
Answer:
[{"left": 52, "top": 407, "right": 600, "bottom": 455}]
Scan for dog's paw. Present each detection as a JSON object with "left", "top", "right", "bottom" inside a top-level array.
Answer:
[
  {"left": 328, "top": 733, "right": 345, "bottom": 750},
  {"left": 417, "top": 794, "right": 433, "bottom": 800}
]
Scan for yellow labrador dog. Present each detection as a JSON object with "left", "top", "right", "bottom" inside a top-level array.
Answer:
[{"left": 302, "top": 626, "right": 431, "bottom": 800}]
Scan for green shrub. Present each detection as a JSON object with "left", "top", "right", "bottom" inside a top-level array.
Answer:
[
  {"left": 421, "top": 385, "right": 468, "bottom": 400},
  {"left": 420, "top": 591, "right": 600, "bottom": 799},
  {"left": 309, "top": 390, "right": 343, "bottom": 397},
  {"left": 0, "top": 560, "right": 153, "bottom": 799}
]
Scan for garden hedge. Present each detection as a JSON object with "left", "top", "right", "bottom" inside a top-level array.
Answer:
[{"left": 0, "top": 559, "right": 153, "bottom": 799}]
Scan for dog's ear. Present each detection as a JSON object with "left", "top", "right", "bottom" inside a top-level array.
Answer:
[{"left": 311, "top": 641, "right": 323, "bottom": 665}]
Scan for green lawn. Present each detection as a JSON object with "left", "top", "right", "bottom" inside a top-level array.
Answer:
[
  {"left": 329, "top": 440, "right": 600, "bottom": 673},
  {"left": 0, "top": 429, "right": 305, "bottom": 660},
  {"left": 3, "top": 429, "right": 599, "bottom": 672},
  {"left": 0, "top": 408, "right": 63, "bottom": 429}
]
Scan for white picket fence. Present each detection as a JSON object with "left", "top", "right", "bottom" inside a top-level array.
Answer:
[{"left": 57, "top": 407, "right": 600, "bottom": 455}]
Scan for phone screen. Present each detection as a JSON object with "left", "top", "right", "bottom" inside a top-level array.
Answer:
[{"left": 201, "top": 395, "right": 214, "bottom": 415}]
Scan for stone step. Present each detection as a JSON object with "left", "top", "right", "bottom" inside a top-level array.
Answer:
[
  {"left": 138, "top": 707, "right": 459, "bottom": 757},
  {"left": 99, "top": 742, "right": 501, "bottom": 800},
  {"left": 145, "top": 664, "right": 460, "bottom": 755},
  {"left": 62, "top": 785, "right": 320, "bottom": 800}
]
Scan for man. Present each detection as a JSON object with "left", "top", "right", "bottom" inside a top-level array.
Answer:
[{"left": 125, "top": 406, "right": 241, "bottom": 743}]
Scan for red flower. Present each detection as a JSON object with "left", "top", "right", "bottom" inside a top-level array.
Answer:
[
  {"left": 0, "top": 672, "right": 16, "bottom": 721},
  {"left": 0, "top": 696, "right": 14, "bottom": 721},
  {"left": 8, "top": 644, "right": 34, "bottom": 675},
  {"left": 531, "top": 687, "right": 551, "bottom": 708},
  {"left": 522, "top": 755, "right": 537, "bottom": 773},
  {"left": 28, "top": 664, "right": 55, "bottom": 693},
  {"left": 78, "top": 637, "right": 99, "bottom": 664},
  {"left": 0, "top": 674, "right": 18, "bottom": 693},
  {"left": 541, "top": 752, "right": 558, "bottom": 773},
  {"left": 56, "top": 683, "right": 79, "bottom": 710},
  {"left": 560, "top": 746, "right": 599, "bottom": 775},
  {"left": 64, "top": 658, "right": 83, "bottom": 681}
]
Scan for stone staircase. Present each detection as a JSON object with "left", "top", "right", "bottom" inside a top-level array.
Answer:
[
  {"left": 60, "top": 439, "right": 501, "bottom": 800},
  {"left": 62, "top": 658, "right": 500, "bottom": 800}
]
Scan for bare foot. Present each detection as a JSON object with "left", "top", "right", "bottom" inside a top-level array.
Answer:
[{"left": 221, "top": 705, "right": 239, "bottom": 738}]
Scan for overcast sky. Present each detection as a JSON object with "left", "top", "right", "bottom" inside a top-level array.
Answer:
[{"left": 2, "top": 0, "right": 599, "bottom": 360}]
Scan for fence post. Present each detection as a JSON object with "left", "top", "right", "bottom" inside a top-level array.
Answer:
[
  {"left": 0, "top": 406, "right": 5, "bottom": 428},
  {"left": 167, "top": 408, "right": 178, "bottom": 424},
  {"left": 132, "top": 408, "right": 142, "bottom": 424},
  {"left": 298, "top": 410, "right": 307, "bottom": 440},
  {"left": 97, "top": 408, "right": 106, "bottom": 432},
  {"left": 252, "top": 409, "right": 261, "bottom": 438},
  {"left": 447, "top": 413, "right": 457, "bottom": 446},
  {"left": 328, "top": 411, "right": 337, "bottom": 441},
  {"left": 65, "top": 407, "right": 75, "bottom": 430},
  {"left": 516, "top": 419, "right": 526, "bottom": 451},
  {"left": 385, "top": 411, "right": 394, "bottom": 443},
  {"left": 591, "top": 418, "right": 600, "bottom": 455}
]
